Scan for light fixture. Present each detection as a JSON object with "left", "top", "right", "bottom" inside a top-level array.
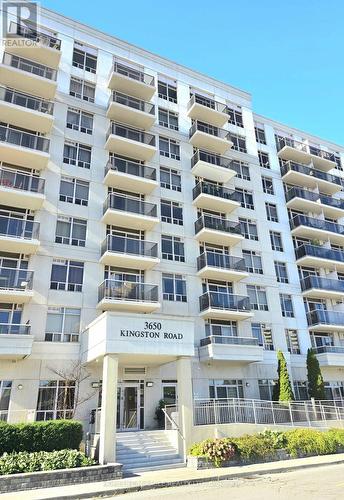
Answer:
[
  {"left": 91, "top": 381, "right": 101, "bottom": 389},
  {"left": 146, "top": 381, "right": 154, "bottom": 388},
  {"left": 245, "top": 382, "right": 250, "bottom": 388},
  {"left": 17, "top": 384, "right": 23, "bottom": 390}
]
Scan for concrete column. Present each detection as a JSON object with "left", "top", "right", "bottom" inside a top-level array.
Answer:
[
  {"left": 176, "top": 356, "right": 193, "bottom": 460},
  {"left": 98, "top": 354, "right": 118, "bottom": 465}
]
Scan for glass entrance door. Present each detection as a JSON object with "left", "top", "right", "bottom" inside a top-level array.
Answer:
[{"left": 117, "top": 383, "right": 140, "bottom": 431}]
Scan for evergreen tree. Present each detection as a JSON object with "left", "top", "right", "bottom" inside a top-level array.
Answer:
[
  {"left": 306, "top": 348, "right": 326, "bottom": 400},
  {"left": 272, "top": 350, "right": 295, "bottom": 401}
]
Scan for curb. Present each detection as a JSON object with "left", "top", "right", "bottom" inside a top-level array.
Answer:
[{"left": 37, "top": 456, "right": 344, "bottom": 499}]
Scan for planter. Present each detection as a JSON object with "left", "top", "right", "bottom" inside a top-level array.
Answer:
[{"left": 0, "top": 463, "right": 123, "bottom": 493}]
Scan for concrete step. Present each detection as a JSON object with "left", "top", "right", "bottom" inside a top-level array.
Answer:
[
  {"left": 117, "top": 449, "right": 179, "bottom": 459},
  {"left": 123, "top": 459, "right": 185, "bottom": 473},
  {"left": 119, "top": 453, "right": 181, "bottom": 466}
]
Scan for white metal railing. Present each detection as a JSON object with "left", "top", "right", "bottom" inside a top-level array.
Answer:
[
  {"left": 193, "top": 398, "right": 344, "bottom": 428},
  {"left": 162, "top": 405, "right": 184, "bottom": 440}
]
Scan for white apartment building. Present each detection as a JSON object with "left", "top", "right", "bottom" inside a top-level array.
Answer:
[{"left": 0, "top": 4, "right": 344, "bottom": 465}]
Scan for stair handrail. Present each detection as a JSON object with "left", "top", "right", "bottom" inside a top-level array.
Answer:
[{"left": 162, "top": 405, "right": 185, "bottom": 441}]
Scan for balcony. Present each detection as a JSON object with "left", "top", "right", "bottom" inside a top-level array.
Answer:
[
  {"left": 290, "top": 215, "right": 344, "bottom": 245},
  {"left": 104, "top": 156, "right": 157, "bottom": 194},
  {"left": 307, "top": 310, "right": 344, "bottom": 332},
  {"left": 0, "top": 124, "right": 49, "bottom": 170},
  {"left": 281, "top": 161, "right": 342, "bottom": 195},
  {"left": 0, "top": 53, "right": 57, "bottom": 99},
  {"left": 192, "top": 182, "right": 240, "bottom": 213},
  {"left": 0, "top": 268, "right": 34, "bottom": 303},
  {"left": 300, "top": 275, "right": 344, "bottom": 300},
  {"left": 97, "top": 279, "right": 160, "bottom": 313},
  {"left": 199, "top": 292, "right": 253, "bottom": 321},
  {"left": 105, "top": 122, "right": 156, "bottom": 161},
  {"left": 100, "top": 234, "right": 160, "bottom": 269},
  {"left": 0, "top": 323, "right": 33, "bottom": 359},
  {"left": 197, "top": 252, "right": 248, "bottom": 281},
  {"left": 107, "top": 91, "right": 155, "bottom": 129},
  {"left": 194, "top": 214, "right": 243, "bottom": 246},
  {"left": 189, "top": 121, "right": 232, "bottom": 155},
  {"left": 0, "top": 166, "right": 45, "bottom": 209},
  {"left": 295, "top": 244, "right": 344, "bottom": 272},
  {"left": 0, "top": 216, "right": 40, "bottom": 253},
  {"left": 277, "top": 138, "right": 336, "bottom": 172},
  {"left": 108, "top": 62, "right": 155, "bottom": 100},
  {"left": 199, "top": 335, "right": 263, "bottom": 363},
  {"left": 313, "top": 346, "right": 344, "bottom": 368},
  {"left": 191, "top": 150, "right": 237, "bottom": 183},
  {"left": 187, "top": 94, "right": 228, "bottom": 127},
  {"left": 285, "top": 187, "right": 344, "bottom": 218},
  {"left": 102, "top": 193, "right": 158, "bottom": 230},
  {"left": 5, "top": 22, "right": 61, "bottom": 67}
]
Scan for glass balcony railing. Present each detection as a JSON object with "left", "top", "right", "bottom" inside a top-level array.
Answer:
[
  {"left": 280, "top": 161, "right": 342, "bottom": 187},
  {"left": 0, "top": 216, "right": 39, "bottom": 240},
  {"left": 110, "top": 91, "right": 155, "bottom": 115},
  {"left": 307, "top": 309, "right": 344, "bottom": 327},
  {"left": 301, "top": 275, "right": 344, "bottom": 294},
  {"left": 101, "top": 234, "right": 158, "bottom": 259},
  {"left": 106, "top": 122, "right": 156, "bottom": 147},
  {"left": 286, "top": 187, "right": 344, "bottom": 210},
  {"left": 98, "top": 279, "right": 159, "bottom": 303},
  {"left": 8, "top": 22, "right": 61, "bottom": 50},
  {"left": 295, "top": 244, "right": 344, "bottom": 264},
  {"left": 0, "top": 267, "right": 33, "bottom": 290},
  {"left": 0, "top": 86, "right": 54, "bottom": 114},
  {"left": 195, "top": 214, "right": 241, "bottom": 236},
  {"left": 193, "top": 182, "right": 241, "bottom": 203},
  {"left": 313, "top": 345, "right": 344, "bottom": 355},
  {"left": 191, "top": 150, "right": 236, "bottom": 171},
  {"left": 189, "top": 121, "right": 231, "bottom": 141},
  {"left": 112, "top": 62, "right": 155, "bottom": 87},
  {"left": 2, "top": 52, "right": 57, "bottom": 81},
  {"left": 197, "top": 252, "right": 246, "bottom": 273},
  {"left": 277, "top": 137, "right": 335, "bottom": 163},
  {"left": 187, "top": 94, "right": 227, "bottom": 114},
  {"left": 0, "top": 323, "right": 31, "bottom": 335},
  {"left": 0, "top": 166, "right": 45, "bottom": 194},
  {"left": 290, "top": 214, "right": 344, "bottom": 237},
  {"left": 200, "top": 335, "right": 259, "bottom": 347},
  {"left": 199, "top": 292, "right": 251, "bottom": 313},
  {"left": 104, "top": 193, "right": 157, "bottom": 218},
  {"left": 0, "top": 124, "right": 49, "bottom": 152},
  {"left": 106, "top": 155, "right": 156, "bottom": 181}
]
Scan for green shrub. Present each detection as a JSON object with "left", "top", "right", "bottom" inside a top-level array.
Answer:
[
  {"left": 0, "top": 420, "right": 83, "bottom": 454},
  {"left": 232, "top": 434, "right": 276, "bottom": 462},
  {"left": 284, "top": 429, "right": 337, "bottom": 458},
  {"left": 258, "top": 429, "right": 288, "bottom": 449},
  {"left": 0, "top": 449, "right": 95, "bottom": 475},
  {"left": 188, "top": 438, "right": 236, "bottom": 466}
]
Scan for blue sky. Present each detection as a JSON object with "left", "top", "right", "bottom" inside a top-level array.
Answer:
[{"left": 40, "top": 0, "right": 344, "bottom": 145}]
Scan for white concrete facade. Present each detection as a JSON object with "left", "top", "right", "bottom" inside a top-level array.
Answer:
[{"left": 1, "top": 5, "right": 344, "bottom": 459}]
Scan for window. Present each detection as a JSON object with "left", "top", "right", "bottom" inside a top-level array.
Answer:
[
  {"left": 255, "top": 126, "right": 266, "bottom": 145},
  {"left": 162, "top": 273, "right": 187, "bottom": 302},
  {"left": 158, "top": 80, "right": 177, "bottom": 103},
  {"left": 236, "top": 188, "right": 254, "bottom": 209},
  {"left": 59, "top": 177, "right": 89, "bottom": 206},
  {"left": 270, "top": 231, "right": 283, "bottom": 251},
  {"left": 66, "top": 108, "right": 93, "bottom": 135},
  {"left": 55, "top": 217, "right": 87, "bottom": 247},
  {"left": 161, "top": 235, "right": 185, "bottom": 262},
  {"left": 266, "top": 202, "right": 278, "bottom": 222},
  {"left": 280, "top": 294, "right": 294, "bottom": 317},
  {"left": 334, "top": 153, "right": 343, "bottom": 171},
  {"left": 161, "top": 199, "right": 183, "bottom": 225},
  {"left": 162, "top": 382, "right": 177, "bottom": 405},
  {"left": 36, "top": 380, "right": 75, "bottom": 420},
  {"left": 242, "top": 250, "right": 263, "bottom": 274},
  {"left": 231, "top": 161, "right": 250, "bottom": 180},
  {"left": 274, "top": 261, "right": 288, "bottom": 283},
  {"left": 252, "top": 323, "right": 274, "bottom": 350},
  {"left": 50, "top": 260, "right": 84, "bottom": 292},
  {"left": 158, "top": 108, "right": 178, "bottom": 130},
  {"left": 227, "top": 106, "right": 243, "bottom": 127},
  {"left": 0, "top": 380, "right": 11, "bottom": 419},
  {"left": 159, "top": 137, "right": 180, "bottom": 160},
  {"left": 209, "top": 379, "right": 244, "bottom": 399},
  {"left": 205, "top": 320, "right": 238, "bottom": 338},
  {"left": 293, "top": 381, "right": 308, "bottom": 401},
  {"left": 239, "top": 218, "right": 258, "bottom": 241},
  {"left": 160, "top": 167, "right": 181, "bottom": 191},
  {"left": 72, "top": 45, "right": 97, "bottom": 73},
  {"left": 258, "top": 379, "right": 275, "bottom": 400},
  {"left": 286, "top": 329, "right": 300, "bottom": 354},
  {"left": 262, "top": 176, "right": 274, "bottom": 195},
  {"left": 69, "top": 77, "right": 95, "bottom": 103},
  {"left": 45, "top": 307, "right": 80, "bottom": 342},
  {"left": 247, "top": 285, "right": 268, "bottom": 311},
  {"left": 229, "top": 133, "right": 247, "bottom": 153},
  {"left": 258, "top": 151, "right": 270, "bottom": 168},
  {"left": 63, "top": 142, "right": 91, "bottom": 169}
]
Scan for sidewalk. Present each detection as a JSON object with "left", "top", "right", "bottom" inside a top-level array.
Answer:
[{"left": 1, "top": 453, "right": 344, "bottom": 500}]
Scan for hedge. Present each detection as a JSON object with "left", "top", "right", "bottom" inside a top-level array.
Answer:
[
  {"left": 0, "top": 450, "right": 95, "bottom": 475},
  {"left": 0, "top": 420, "right": 83, "bottom": 454}
]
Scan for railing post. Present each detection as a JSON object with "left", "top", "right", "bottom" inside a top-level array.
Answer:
[
  {"left": 271, "top": 401, "right": 276, "bottom": 425},
  {"left": 289, "top": 402, "right": 294, "bottom": 426},
  {"left": 304, "top": 401, "right": 311, "bottom": 427},
  {"left": 252, "top": 399, "right": 257, "bottom": 424}
]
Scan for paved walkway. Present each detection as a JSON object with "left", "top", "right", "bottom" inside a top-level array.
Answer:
[{"left": 1, "top": 453, "right": 344, "bottom": 500}]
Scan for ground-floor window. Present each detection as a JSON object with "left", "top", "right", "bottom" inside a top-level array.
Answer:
[
  {"left": 36, "top": 380, "right": 75, "bottom": 420},
  {"left": 0, "top": 380, "right": 11, "bottom": 421},
  {"left": 162, "top": 380, "right": 177, "bottom": 405},
  {"left": 209, "top": 379, "right": 244, "bottom": 399},
  {"left": 293, "top": 380, "right": 308, "bottom": 400},
  {"left": 324, "top": 381, "right": 344, "bottom": 401},
  {"left": 258, "top": 379, "right": 276, "bottom": 400}
]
